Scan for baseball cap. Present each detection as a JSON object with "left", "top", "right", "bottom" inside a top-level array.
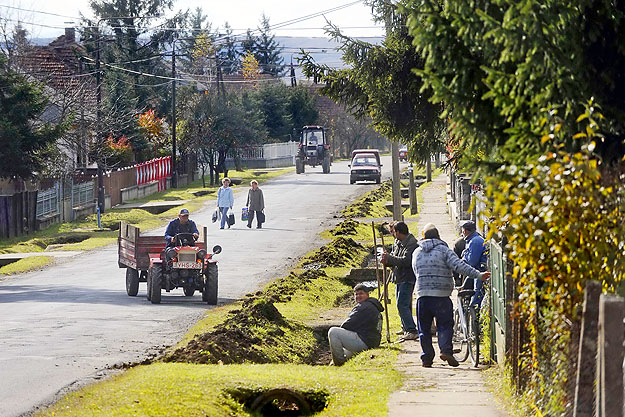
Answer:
[
  {"left": 179, "top": 208, "right": 189, "bottom": 215},
  {"left": 461, "top": 220, "right": 476, "bottom": 232}
]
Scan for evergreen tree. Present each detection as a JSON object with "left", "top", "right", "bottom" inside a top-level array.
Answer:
[
  {"left": 253, "top": 15, "right": 284, "bottom": 77},
  {"left": 0, "top": 55, "right": 66, "bottom": 179},
  {"left": 180, "top": 7, "right": 213, "bottom": 74},
  {"left": 217, "top": 23, "right": 240, "bottom": 75}
]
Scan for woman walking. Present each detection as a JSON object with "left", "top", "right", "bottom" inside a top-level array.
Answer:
[
  {"left": 246, "top": 180, "right": 265, "bottom": 229},
  {"left": 217, "top": 178, "right": 234, "bottom": 229}
]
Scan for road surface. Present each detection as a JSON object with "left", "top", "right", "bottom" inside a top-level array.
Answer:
[{"left": 0, "top": 157, "right": 396, "bottom": 416}]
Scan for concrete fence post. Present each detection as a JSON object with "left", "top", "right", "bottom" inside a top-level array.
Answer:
[
  {"left": 573, "top": 280, "right": 601, "bottom": 417},
  {"left": 595, "top": 294, "right": 625, "bottom": 417}
]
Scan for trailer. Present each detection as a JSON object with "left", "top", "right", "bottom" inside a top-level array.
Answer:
[{"left": 118, "top": 221, "right": 220, "bottom": 304}]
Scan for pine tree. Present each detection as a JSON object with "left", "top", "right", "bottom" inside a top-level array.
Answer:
[
  {"left": 217, "top": 23, "right": 239, "bottom": 75},
  {"left": 253, "top": 15, "right": 284, "bottom": 77},
  {"left": 0, "top": 55, "right": 66, "bottom": 179}
]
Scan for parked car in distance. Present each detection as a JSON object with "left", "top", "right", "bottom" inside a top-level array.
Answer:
[
  {"left": 349, "top": 149, "right": 382, "bottom": 184},
  {"left": 399, "top": 145, "right": 408, "bottom": 162}
]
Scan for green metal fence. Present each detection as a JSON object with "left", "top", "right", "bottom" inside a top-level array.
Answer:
[{"left": 489, "top": 239, "right": 507, "bottom": 362}]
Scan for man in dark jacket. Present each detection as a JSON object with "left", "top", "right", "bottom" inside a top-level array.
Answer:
[
  {"left": 381, "top": 221, "right": 419, "bottom": 341},
  {"left": 164, "top": 208, "right": 199, "bottom": 248},
  {"left": 328, "top": 283, "right": 384, "bottom": 366}
]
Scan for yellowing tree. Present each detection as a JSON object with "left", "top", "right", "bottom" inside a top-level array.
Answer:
[{"left": 241, "top": 51, "right": 261, "bottom": 86}]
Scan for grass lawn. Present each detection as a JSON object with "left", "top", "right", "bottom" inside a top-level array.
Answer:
[{"left": 39, "top": 353, "right": 401, "bottom": 417}]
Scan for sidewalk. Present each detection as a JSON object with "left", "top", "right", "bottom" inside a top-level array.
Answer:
[{"left": 387, "top": 173, "right": 506, "bottom": 417}]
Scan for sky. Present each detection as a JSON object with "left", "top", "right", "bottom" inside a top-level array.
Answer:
[{"left": 0, "top": 0, "right": 386, "bottom": 40}]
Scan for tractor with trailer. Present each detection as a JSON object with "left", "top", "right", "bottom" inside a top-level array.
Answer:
[
  {"left": 118, "top": 221, "right": 221, "bottom": 304},
  {"left": 295, "top": 125, "right": 331, "bottom": 174}
]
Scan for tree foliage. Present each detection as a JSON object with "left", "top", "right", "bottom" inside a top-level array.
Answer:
[
  {"left": 403, "top": 0, "right": 625, "bottom": 166},
  {"left": 0, "top": 56, "right": 66, "bottom": 179},
  {"left": 300, "top": 3, "right": 444, "bottom": 161},
  {"left": 252, "top": 15, "right": 284, "bottom": 77},
  {"left": 485, "top": 104, "right": 625, "bottom": 414}
]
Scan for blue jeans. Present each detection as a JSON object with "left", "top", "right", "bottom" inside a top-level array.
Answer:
[
  {"left": 471, "top": 277, "right": 485, "bottom": 309},
  {"left": 416, "top": 296, "right": 454, "bottom": 364},
  {"left": 219, "top": 207, "right": 229, "bottom": 229},
  {"left": 396, "top": 282, "right": 417, "bottom": 333}
]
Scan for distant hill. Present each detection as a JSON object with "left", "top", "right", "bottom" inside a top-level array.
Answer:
[{"left": 32, "top": 35, "right": 384, "bottom": 80}]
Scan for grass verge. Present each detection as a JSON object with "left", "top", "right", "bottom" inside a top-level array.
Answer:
[
  {"left": 483, "top": 365, "right": 534, "bottom": 417},
  {"left": 0, "top": 256, "right": 54, "bottom": 276}
]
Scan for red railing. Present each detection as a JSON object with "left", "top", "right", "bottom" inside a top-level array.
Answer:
[{"left": 136, "top": 156, "right": 171, "bottom": 191}]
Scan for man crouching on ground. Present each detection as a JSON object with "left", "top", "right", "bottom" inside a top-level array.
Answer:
[
  {"left": 328, "top": 284, "right": 384, "bottom": 366},
  {"left": 412, "top": 223, "right": 490, "bottom": 368}
]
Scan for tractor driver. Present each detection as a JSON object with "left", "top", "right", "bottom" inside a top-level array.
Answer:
[{"left": 165, "top": 208, "right": 199, "bottom": 248}]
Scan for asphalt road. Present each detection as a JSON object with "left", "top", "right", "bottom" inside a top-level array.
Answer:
[{"left": 0, "top": 157, "right": 395, "bottom": 417}]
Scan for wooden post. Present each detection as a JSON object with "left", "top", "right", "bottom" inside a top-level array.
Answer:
[
  {"left": 595, "top": 294, "right": 625, "bottom": 417},
  {"left": 372, "top": 222, "right": 382, "bottom": 299},
  {"left": 573, "top": 281, "right": 601, "bottom": 417},
  {"left": 409, "top": 168, "right": 417, "bottom": 215},
  {"left": 380, "top": 231, "right": 391, "bottom": 344}
]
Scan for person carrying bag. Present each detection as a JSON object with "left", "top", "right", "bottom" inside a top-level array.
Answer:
[
  {"left": 217, "top": 178, "right": 234, "bottom": 229},
  {"left": 246, "top": 180, "right": 265, "bottom": 229}
]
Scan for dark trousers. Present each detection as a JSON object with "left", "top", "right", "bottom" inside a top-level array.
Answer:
[
  {"left": 247, "top": 210, "right": 263, "bottom": 227},
  {"left": 416, "top": 296, "right": 454, "bottom": 364},
  {"left": 396, "top": 281, "right": 417, "bottom": 333}
]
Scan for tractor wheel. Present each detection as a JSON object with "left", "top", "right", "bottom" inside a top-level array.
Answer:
[
  {"left": 350, "top": 179, "right": 355, "bottom": 185},
  {"left": 295, "top": 157, "right": 303, "bottom": 174},
  {"left": 183, "top": 287, "right": 195, "bottom": 297},
  {"left": 203, "top": 263, "right": 218, "bottom": 305},
  {"left": 376, "top": 176, "right": 381, "bottom": 184},
  {"left": 146, "top": 273, "right": 152, "bottom": 301},
  {"left": 148, "top": 264, "right": 162, "bottom": 304},
  {"left": 125, "top": 268, "right": 139, "bottom": 296},
  {"left": 322, "top": 156, "right": 330, "bottom": 174}
]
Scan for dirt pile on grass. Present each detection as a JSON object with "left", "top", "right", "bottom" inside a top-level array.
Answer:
[
  {"left": 330, "top": 219, "right": 360, "bottom": 236},
  {"left": 342, "top": 181, "right": 392, "bottom": 218},
  {"left": 166, "top": 269, "right": 331, "bottom": 365},
  {"left": 303, "top": 237, "right": 364, "bottom": 267}
]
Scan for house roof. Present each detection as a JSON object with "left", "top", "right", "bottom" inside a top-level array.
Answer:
[{"left": 17, "top": 33, "right": 97, "bottom": 111}]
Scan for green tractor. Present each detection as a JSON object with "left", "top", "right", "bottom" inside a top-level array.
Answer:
[{"left": 295, "top": 125, "right": 331, "bottom": 174}]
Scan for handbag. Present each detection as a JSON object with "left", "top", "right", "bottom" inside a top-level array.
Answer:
[
  {"left": 228, "top": 211, "right": 236, "bottom": 226},
  {"left": 241, "top": 207, "right": 249, "bottom": 221},
  {"left": 211, "top": 208, "right": 219, "bottom": 223},
  {"left": 257, "top": 211, "right": 265, "bottom": 224}
]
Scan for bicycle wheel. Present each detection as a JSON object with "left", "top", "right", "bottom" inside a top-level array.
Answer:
[
  {"left": 468, "top": 305, "right": 480, "bottom": 367},
  {"left": 453, "top": 307, "right": 469, "bottom": 362}
]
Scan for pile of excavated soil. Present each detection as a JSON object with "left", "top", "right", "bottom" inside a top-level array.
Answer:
[
  {"left": 302, "top": 237, "right": 364, "bottom": 267},
  {"left": 166, "top": 269, "right": 333, "bottom": 365},
  {"left": 342, "top": 181, "right": 392, "bottom": 218},
  {"left": 330, "top": 219, "right": 360, "bottom": 236}
]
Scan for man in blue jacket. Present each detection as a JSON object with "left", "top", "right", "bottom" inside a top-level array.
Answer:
[
  {"left": 328, "top": 284, "right": 384, "bottom": 366},
  {"left": 164, "top": 208, "right": 199, "bottom": 247},
  {"left": 460, "top": 221, "right": 488, "bottom": 308}
]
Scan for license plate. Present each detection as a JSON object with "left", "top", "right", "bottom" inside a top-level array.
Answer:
[{"left": 172, "top": 262, "right": 202, "bottom": 269}]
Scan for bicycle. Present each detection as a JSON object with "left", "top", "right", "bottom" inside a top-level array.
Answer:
[{"left": 452, "top": 278, "right": 480, "bottom": 366}]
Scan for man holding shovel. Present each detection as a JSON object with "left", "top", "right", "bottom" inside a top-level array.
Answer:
[{"left": 381, "top": 221, "right": 419, "bottom": 342}]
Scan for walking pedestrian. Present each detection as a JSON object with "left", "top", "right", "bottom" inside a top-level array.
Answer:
[
  {"left": 216, "top": 178, "right": 234, "bottom": 230},
  {"left": 412, "top": 223, "right": 490, "bottom": 367},
  {"left": 381, "top": 221, "right": 419, "bottom": 342},
  {"left": 246, "top": 180, "right": 265, "bottom": 229}
]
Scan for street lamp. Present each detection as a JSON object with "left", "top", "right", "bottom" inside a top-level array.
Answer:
[{"left": 94, "top": 15, "right": 160, "bottom": 214}]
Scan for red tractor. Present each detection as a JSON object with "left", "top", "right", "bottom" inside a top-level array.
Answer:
[{"left": 118, "top": 221, "right": 221, "bottom": 305}]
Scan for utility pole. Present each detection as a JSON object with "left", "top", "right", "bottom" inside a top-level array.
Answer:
[
  {"left": 171, "top": 39, "right": 177, "bottom": 188},
  {"left": 95, "top": 24, "right": 105, "bottom": 214}
]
